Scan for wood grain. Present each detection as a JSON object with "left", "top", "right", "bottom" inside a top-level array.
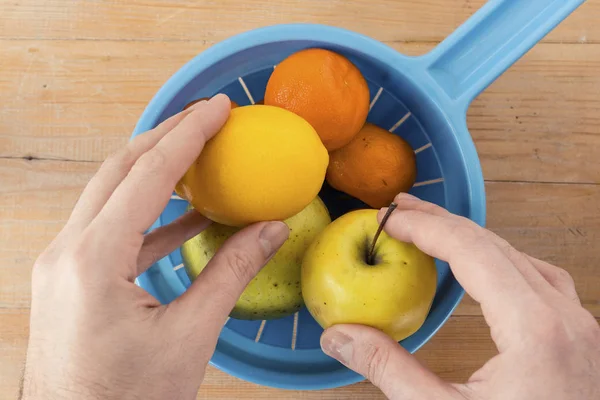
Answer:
[
  {"left": 0, "top": 309, "right": 28, "bottom": 400},
  {"left": 2, "top": 159, "right": 599, "bottom": 315},
  {"left": 1, "top": 0, "right": 599, "bottom": 398},
  {"left": 1, "top": 305, "right": 596, "bottom": 399},
  {"left": 1, "top": 40, "right": 600, "bottom": 184},
  {"left": 0, "top": 308, "right": 497, "bottom": 400},
  {"left": 462, "top": 181, "right": 600, "bottom": 317},
  {"left": 0, "top": 0, "right": 595, "bottom": 44}
]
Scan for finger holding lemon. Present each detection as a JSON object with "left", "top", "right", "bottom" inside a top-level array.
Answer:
[
  {"left": 177, "top": 48, "right": 431, "bottom": 342},
  {"left": 175, "top": 105, "right": 329, "bottom": 227}
]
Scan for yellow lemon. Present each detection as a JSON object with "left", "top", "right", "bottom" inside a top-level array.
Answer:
[{"left": 176, "top": 105, "right": 329, "bottom": 226}]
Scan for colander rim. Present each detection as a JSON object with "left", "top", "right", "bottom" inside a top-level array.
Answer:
[{"left": 132, "top": 22, "right": 486, "bottom": 390}]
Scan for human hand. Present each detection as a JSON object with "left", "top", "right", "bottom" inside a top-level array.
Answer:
[
  {"left": 320, "top": 193, "right": 600, "bottom": 400},
  {"left": 21, "top": 95, "right": 290, "bottom": 400}
]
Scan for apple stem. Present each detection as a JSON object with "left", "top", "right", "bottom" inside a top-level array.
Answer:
[{"left": 368, "top": 202, "right": 398, "bottom": 265}]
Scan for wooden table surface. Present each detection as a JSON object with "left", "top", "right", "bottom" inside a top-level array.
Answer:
[{"left": 1, "top": 1, "right": 599, "bottom": 399}]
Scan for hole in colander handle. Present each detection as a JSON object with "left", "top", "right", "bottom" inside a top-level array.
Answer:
[{"left": 421, "top": 0, "right": 585, "bottom": 111}]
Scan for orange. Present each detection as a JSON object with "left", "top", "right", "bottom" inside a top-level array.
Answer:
[
  {"left": 264, "top": 48, "right": 370, "bottom": 151},
  {"left": 326, "top": 123, "right": 416, "bottom": 208},
  {"left": 184, "top": 97, "right": 238, "bottom": 110}
]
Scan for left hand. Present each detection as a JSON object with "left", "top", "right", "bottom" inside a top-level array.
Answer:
[{"left": 21, "top": 95, "right": 290, "bottom": 400}]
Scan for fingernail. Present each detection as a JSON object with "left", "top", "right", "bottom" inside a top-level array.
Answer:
[
  {"left": 208, "top": 93, "right": 230, "bottom": 106},
  {"left": 189, "top": 100, "right": 208, "bottom": 110},
  {"left": 259, "top": 221, "right": 289, "bottom": 258},
  {"left": 321, "top": 330, "right": 353, "bottom": 365}
]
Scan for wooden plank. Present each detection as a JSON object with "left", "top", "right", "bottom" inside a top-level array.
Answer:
[
  {"left": 0, "top": 309, "right": 28, "bottom": 400},
  {"left": 1, "top": 41, "right": 600, "bottom": 183},
  {"left": 458, "top": 181, "right": 600, "bottom": 317},
  {"left": 1, "top": 159, "right": 599, "bottom": 316},
  {"left": 0, "top": 0, "right": 594, "bottom": 44},
  {"left": 0, "top": 308, "right": 496, "bottom": 399},
  {"left": 2, "top": 310, "right": 599, "bottom": 399},
  {"left": 469, "top": 44, "right": 600, "bottom": 185},
  {"left": 1, "top": 1, "right": 598, "bottom": 399}
]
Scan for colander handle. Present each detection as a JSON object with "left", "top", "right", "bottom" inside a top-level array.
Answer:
[{"left": 422, "top": 0, "right": 585, "bottom": 111}]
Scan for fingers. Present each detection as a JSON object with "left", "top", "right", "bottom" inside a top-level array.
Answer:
[
  {"left": 377, "top": 199, "right": 536, "bottom": 313},
  {"left": 66, "top": 106, "right": 198, "bottom": 234},
  {"left": 86, "top": 95, "right": 230, "bottom": 274},
  {"left": 526, "top": 255, "right": 581, "bottom": 304},
  {"left": 136, "top": 210, "right": 212, "bottom": 278},
  {"left": 388, "top": 194, "right": 575, "bottom": 305},
  {"left": 487, "top": 236, "right": 560, "bottom": 298},
  {"left": 321, "top": 325, "right": 462, "bottom": 400},
  {"left": 171, "top": 221, "right": 289, "bottom": 327},
  {"left": 391, "top": 193, "right": 452, "bottom": 218},
  {"left": 94, "top": 95, "right": 230, "bottom": 237}
]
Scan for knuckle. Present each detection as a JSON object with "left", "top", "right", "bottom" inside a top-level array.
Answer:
[
  {"left": 578, "top": 311, "right": 600, "bottom": 344},
  {"left": 61, "top": 240, "right": 113, "bottom": 300},
  {"left": 586, "top": 325, "right": 600, "bottom": 346},
  {"left": 359, "top": 343, "right": 391, "bottom": 387},
  {"left": 494, "top": 236, "right": 517, "bottom": 254},
  {"left": 63, "top": 245, "right": 87, "bottom": 273},
  {"left": 414, "top": 200, "right": 450, "bottom": 217},
  {"left": 223, "top": 250, "right": 258, "bottom": 285},
  {"left": 30, "top": 233, "right": 70, "bottom": 285},
  {"left": 33, "top": 251, "right": 52, "bottom": 270},
  {"left": 31, "top": 256, "right": 51, "bottom": 286},
  {"left": 497, "top": 239, "right": 529, "bottom": 265},
  {"left": 136, "top": 147, "right": 169, "bottom": 175},
  {"left": 61, "top": 237, "right": 96, "bottom": 279},
  {"left": 554, "top": 267, "right": 575, "bottom": 288},
  {"left": 416, "top": 202, "right": 443, "bottom": 215},
  {"left": 448, "top": 219, "right": 486, "bottom": 245},
  {"left": 530, "top": 306, "right": 600, "bottom": 355},
  {"left": 530, "top": 305, "right": 570, "bottom": 345},
  {"left": 103, "top": 146, "right": 136, "bottom": 173}
]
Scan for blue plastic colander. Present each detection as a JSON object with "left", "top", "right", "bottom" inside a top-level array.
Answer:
[{"left": 131, "top": 0, "right": 584, "bottom": 390}]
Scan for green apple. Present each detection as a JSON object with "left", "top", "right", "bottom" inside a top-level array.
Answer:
[
  {"left": 182, "top": 196, "right": 331, "bottom": 320},
  {"left": 301, "top": 208, "right": 437, "bottom": 341}
]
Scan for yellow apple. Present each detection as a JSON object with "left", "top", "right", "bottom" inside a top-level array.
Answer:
[
  {"left": 182, "top": 196, "right": 331, "bottom": 320},
  {"left": 301, "top": 209, "right": 437, "bottom": 341}
]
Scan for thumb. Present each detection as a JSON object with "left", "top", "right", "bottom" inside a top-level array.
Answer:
[
  {"left": 321, "top": 325, "right": 460, "bottom": 400},
  {"left": 171, "top": 221, "right": 289, "bottom": 325}
]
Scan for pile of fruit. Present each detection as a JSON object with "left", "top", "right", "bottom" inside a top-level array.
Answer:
[{"left": 177, "top": 48, "right": 437, "bottom": 342}]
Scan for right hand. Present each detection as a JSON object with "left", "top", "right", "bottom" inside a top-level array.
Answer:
[{"left": 320, "top": 193, "right": 600, "bottom": 400}]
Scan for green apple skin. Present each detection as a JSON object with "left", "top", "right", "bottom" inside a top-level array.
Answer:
[
  {"left": 182, "top": 196, "right": 331, "bottom": 320},
  {"left": 301, "top": 209, "right": 437, "bottom": 341}
]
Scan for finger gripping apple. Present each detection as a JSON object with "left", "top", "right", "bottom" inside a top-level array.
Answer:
[{"left": 301, "top": 209, "right": 437, "bottom": 342}]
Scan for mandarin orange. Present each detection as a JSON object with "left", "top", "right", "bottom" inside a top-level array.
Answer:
[
  {"left": 264, "top": 48, "right": 370, "bottom": 151},
  {"left": 326, "top": 123, "right": 416, "bottom": 208}
]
